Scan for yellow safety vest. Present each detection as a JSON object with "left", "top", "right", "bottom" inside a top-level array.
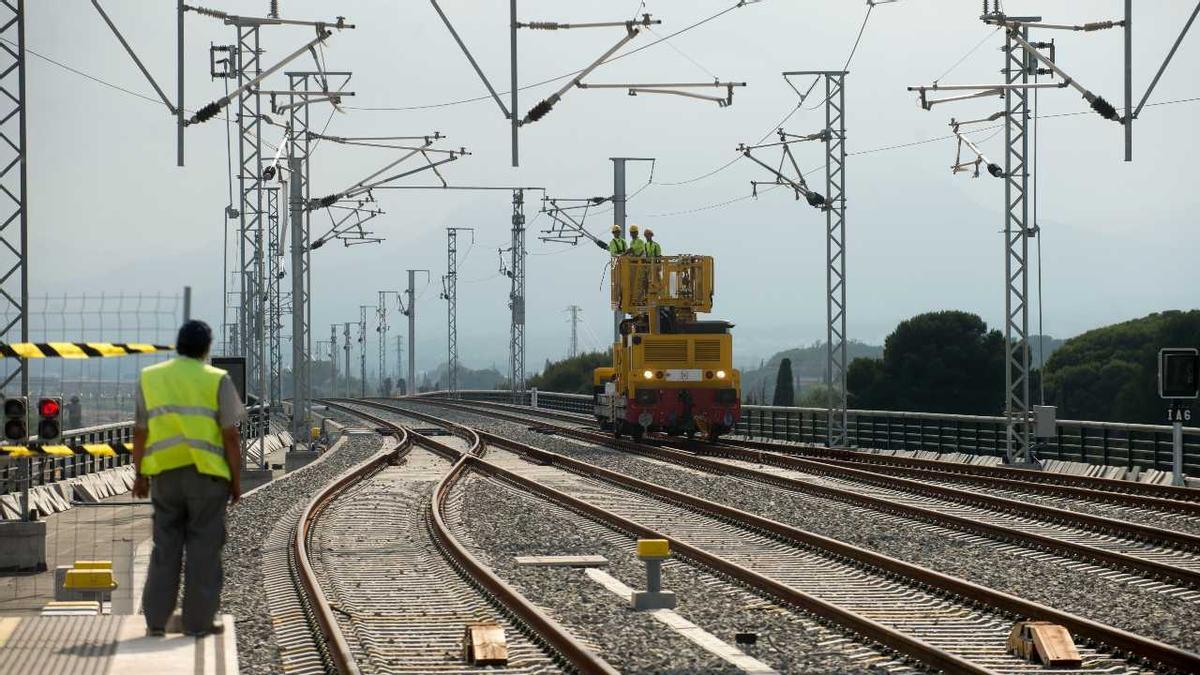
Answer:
[
  {"left": 629, "top": 238, "right": 646, "bottom": 256},
  {"left": 140, "top": 357, "right": 231, "bottom": 480}
]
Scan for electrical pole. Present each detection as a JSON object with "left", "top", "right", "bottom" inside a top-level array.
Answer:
[
  {"left": 1003, "top": 22, "right": 1034, "bottom": 466},
  {"left": 376, "top": 291, "right": 389, "bottom": 396},
  {"left": 359, "top": 305, "right": 370, "bottom": 397},
  {"left": 820, "top": 72, "right": 849, "bottom": 449},
  {"left": 343, "top": 322, "right": 351, "bottom": 398},
  {"left": 396, "top": 334, "right": 403, "bottom": 393},
  {"left": 0, "top": 0, "right": 27, "bottom": 401},
  {"left": 287, "top": 156, "right": 311, "bottom": 440},
  {"left": 566, "top": 305, "right": 582, "bottom": 358},
  {"left": 609, "top": 157, "right": 654, "bottom": 342},
  {"left": 265, "top": 186, "right": 283, "bottom": 407},
  {"left": 329, "top": 324, "right": 338, "bottom": 398},
  {"left": 508, "top": 190, "right": 526, "bottom": 402},
  {"left": 402, "top": 270, "right": 429, "bottom": 395},
  {"left": 442, "top": 227, "right": 474, "bottom": 396}
]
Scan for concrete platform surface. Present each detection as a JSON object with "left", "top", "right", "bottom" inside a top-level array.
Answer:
[{"left": 0, "top": 613, "right": 237, "bottom": 674}]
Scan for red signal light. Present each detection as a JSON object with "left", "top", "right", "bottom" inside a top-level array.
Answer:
[{"left": 38, "top": 398, "right": 60, "bottom": 417}]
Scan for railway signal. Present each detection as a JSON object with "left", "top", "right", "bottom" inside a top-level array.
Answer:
[
  {"left": 4, "top": 395, "right": 27, "bottom": 442},
  {"left": 36, "top": 396, "right": 62, "bottom": 442},
  {"left": 1160, "top": 348, "right": 1198, "bottom": 487}
]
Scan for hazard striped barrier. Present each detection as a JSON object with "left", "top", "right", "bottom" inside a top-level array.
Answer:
[
  {"left": 0, "top": 343, "right": 172, "bottom": 359},
  {"left": 1, "top": 442, "right": 130, "bottom": 458}
]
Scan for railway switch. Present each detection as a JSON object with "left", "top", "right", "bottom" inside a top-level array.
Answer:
[{"left": 632, "top": 538, "right": 676, "bottom": 610}]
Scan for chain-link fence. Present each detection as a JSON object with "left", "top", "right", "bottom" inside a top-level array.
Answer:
[{"left": 1, "top": 291, "right": 184, "bottom": 429}]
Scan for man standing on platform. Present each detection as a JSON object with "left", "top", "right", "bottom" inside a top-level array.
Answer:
[{"left": 131, "top": 320, "right": 245, "bottom": 637}]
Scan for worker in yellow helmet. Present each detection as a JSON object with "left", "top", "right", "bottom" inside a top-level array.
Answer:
[
  {"left": 628, "top": 224, "right": 647, "bottom": 257},
  {"left": 644, "top": 228, "right": 662, "bottom": 258},
  {"left": 607, "top": 224, "right": 627, "bottom": 255}
]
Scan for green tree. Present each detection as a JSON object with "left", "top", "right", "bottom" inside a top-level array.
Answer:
[
  {"left": 1044, "top": 310, "right": 1200, "bottom": 423},
  {"left": 772, "top": 358, "right": 795, "bottom": 406},
  {"left": 850, "top": 310, "right": 1005, "bottom": 414},
  {"left": 527, "top": 350, "right": 613, "bottom": 394}
]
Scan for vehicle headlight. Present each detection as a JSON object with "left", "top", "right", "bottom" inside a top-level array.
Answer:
[
  {"left": 643, "top": 370, "right": 654, "bottom": 379},
  {"left": 716, "top": 370, "right": 727, "bottom": 379}
]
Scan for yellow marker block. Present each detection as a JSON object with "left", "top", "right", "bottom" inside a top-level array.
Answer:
[
  {"left": 311, "top": 426, "right": 321, "bottom": 441},
  {"left": 41, "top": 445, "right": 74, "bottom": 457},
  {"left": 82, "top": 443, "right": 117, "bottom": 457},
  {"left": 73, "top": 560, "right": 112, "bottom": 570},
  {"left": 637, "top": 538, "right": 671, "bottom": 559},
  {"left": 64, "top": 568, "right": 118, "bottom": 591}
]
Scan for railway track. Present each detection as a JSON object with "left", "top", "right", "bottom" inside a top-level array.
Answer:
[
  {"left": 287, "top": 403, "right": 617, "bottom": 674},
  {"left": 352, "top": 398, "right": 1200, "bottom": 674},
  {"left": 408, "top": 397, "right": 1200, "bottom": 594}
]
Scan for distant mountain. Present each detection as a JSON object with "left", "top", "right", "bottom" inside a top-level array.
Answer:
[
  {"left": 740, "top": 341, "right": 883, "bottom": 404},
  {"left": 423, "top": 362, "right": 505, "bottom": 391}
]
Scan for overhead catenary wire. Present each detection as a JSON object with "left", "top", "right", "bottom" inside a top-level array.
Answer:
[{"left": 346, "top": 1, "right": 751, "bottom": 112}]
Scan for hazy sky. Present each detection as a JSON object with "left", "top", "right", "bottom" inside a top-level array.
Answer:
[{"left": 26, "top": 1, "right": 1200, "bottom": 379}]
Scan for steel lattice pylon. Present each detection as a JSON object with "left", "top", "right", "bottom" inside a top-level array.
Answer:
[
  {"left": 376, "top": 292, "right": 388, "bottom": 395},
  {"left": 443, "top": 229, "right": 461, "bottom": 395},
  {"left": 358, "top": 305, "right": 369, "bottom": 397},
  {"left": 286, "top": 72, "right": 320, "bottom": 440},
  {"left": 0, "top": 0, "right": 27, "bottom": 397},
  {"left": 1004, "top": 26, "right": 1033, "bottom": 464},
  {"left": 265, "top": 186, "right": 282, "bottom": 405},
  {"left": 508, "top": 190, "right": 526, "bottom": 402},
  {"left": 821, "top": 72, "right": 849, "bottom": 448},
  {"left": 235, "top": 23, "right": 267, "bottom": 460}
]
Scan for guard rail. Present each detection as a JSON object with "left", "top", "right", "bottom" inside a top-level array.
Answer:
[{"left": 418, "top": 390, "right": 1200, "bottom": 476}]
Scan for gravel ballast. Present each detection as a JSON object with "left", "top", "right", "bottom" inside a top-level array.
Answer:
[
  {"left": 403, "top": 400, "right": 1200, "bottom": 655},
  {"left": 222, "top": 427, "right": 386, "bottom": 674},
  {"left": 452, "top": 471, "right": 893, "bottom": 674}
]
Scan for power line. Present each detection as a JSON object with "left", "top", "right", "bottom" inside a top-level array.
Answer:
[{"left": 346, "top": 1, "right": 749, "bottom": 112}]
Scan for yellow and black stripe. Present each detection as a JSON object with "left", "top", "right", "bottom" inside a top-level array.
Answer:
[
  {"left": 0, "top": 343, "right": 173, "bottom": 359},
  {"left": 1, "top": 442, "right": 131, "bottom": 458}
]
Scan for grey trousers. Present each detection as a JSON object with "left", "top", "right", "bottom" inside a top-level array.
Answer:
[{"left": 141, "top": 465, "right": 228, "bottom": 632}]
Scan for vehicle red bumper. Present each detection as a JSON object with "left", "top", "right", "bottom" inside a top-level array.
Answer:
[{"left": 624, "top": 387, "right": 741, "bottom": 430}]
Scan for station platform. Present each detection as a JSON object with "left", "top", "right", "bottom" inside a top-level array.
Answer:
[{"left": 0, "top": 613, "right": 238, "bottom": 674}]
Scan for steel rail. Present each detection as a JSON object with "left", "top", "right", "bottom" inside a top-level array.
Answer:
[
  {"left": 367, "top": 398, "right": 1200, "bottom": 673},
  {"left": 318, "top": 399, "right": 620, "bottom": 675},
  {"left": 422, "top": 393, "right": 1200, "bottom": 504},
  {"left": 416, "top": 398, "right": 1200, "bottom": 547},
  {"left": 407, "top": 398, "right": 1200, "bottom": 587},
  {"left": 292, "top": 424, "right": 411, "bottom": 674}
]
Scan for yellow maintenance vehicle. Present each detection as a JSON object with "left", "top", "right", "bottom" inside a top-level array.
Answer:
[{"left": 593, "top": 254, "right": 741, "bottom": 440}]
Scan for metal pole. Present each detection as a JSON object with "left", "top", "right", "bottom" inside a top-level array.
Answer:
[
  {"left": 329, "top": 324, "right": 337, "bottom": 398},
  {"left": 289, "top": 157, "right": 309, "bottom": 438},
  {"left": 445, "top": 229, "right": 463, "bottom": 395},
  {"left": 1124, "top": 0, "right": 1132, "bottom": 161},
  {"left": 343, "top": 322, "right": 351, "bottom": 397},
  {"left": 510, "top": 0, "right": 519, "bottom": 166},
  {"left": 177, "top": 0, "right": 184, "bottom": 166},
  {"left": 377, "top": 291, "right": 388, "bottom": 396},
  {"left": 407, "top": 270, "right": 416, "bottom": 395},
  {"left": 1173, "top": 420, "right": 1185, "bottom": 487},
  {"left": 1003, "top": 25, "right": 1034, "bottom": 466},
  {"left": 611, "top": 159, "right": 625, "bottom": 343},
  {"left": 823, "top": 72, "right": 849, "bottom": 449},
  {"left": 396, "top": 334, "right": 402, "bottom": 387},
  {"left": 509, "top": 190, "right": 526, "bottom": 402},
  {"left": 359, "top": 305, "right": 369, "bottom": 397},
  {"left": 182, "top": 285, "right": 192, "bottom": 322}
]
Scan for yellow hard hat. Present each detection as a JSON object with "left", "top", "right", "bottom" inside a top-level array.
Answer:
[
  {"left": 644, "top": 228, "right": 654, "bottom": 237},
  {"left": 611, "top": 224, "right": 620, "bottom": 234},
  {"left": 629, "top": 224, "right": 639, "bottom": 234}
]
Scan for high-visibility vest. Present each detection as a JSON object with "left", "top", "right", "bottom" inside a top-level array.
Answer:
[
  {"left": 139, "top": 357, "right": 231, "bottom": 480},
  {"left": 608, "top": 237, "right": 627, "bottom": 255},
  {"left": 645, "top": 240, "right": 662, "bottom": 258},
  {"left": 629, "top": 238, "right": 646, "bottom": 256}
]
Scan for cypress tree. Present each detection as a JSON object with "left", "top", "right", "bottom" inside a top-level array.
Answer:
[{"left": 773, "top": 358, "right": 795, "bottom": 406}]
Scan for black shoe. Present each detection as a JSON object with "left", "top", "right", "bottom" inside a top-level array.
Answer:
[
  {"left": 184, "top": 621, "right": 225, "bottom": 637},
  {"left": 146, "top": 627, "right": 166, "bottom": 637}
]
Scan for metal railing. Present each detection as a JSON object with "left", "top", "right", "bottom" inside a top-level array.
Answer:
[
  {"left": 419, "top": 390, "right": 1200, "bottom": 476},
  {"left": 1, "top": 405, "right": 273, "bottom": 500}
]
